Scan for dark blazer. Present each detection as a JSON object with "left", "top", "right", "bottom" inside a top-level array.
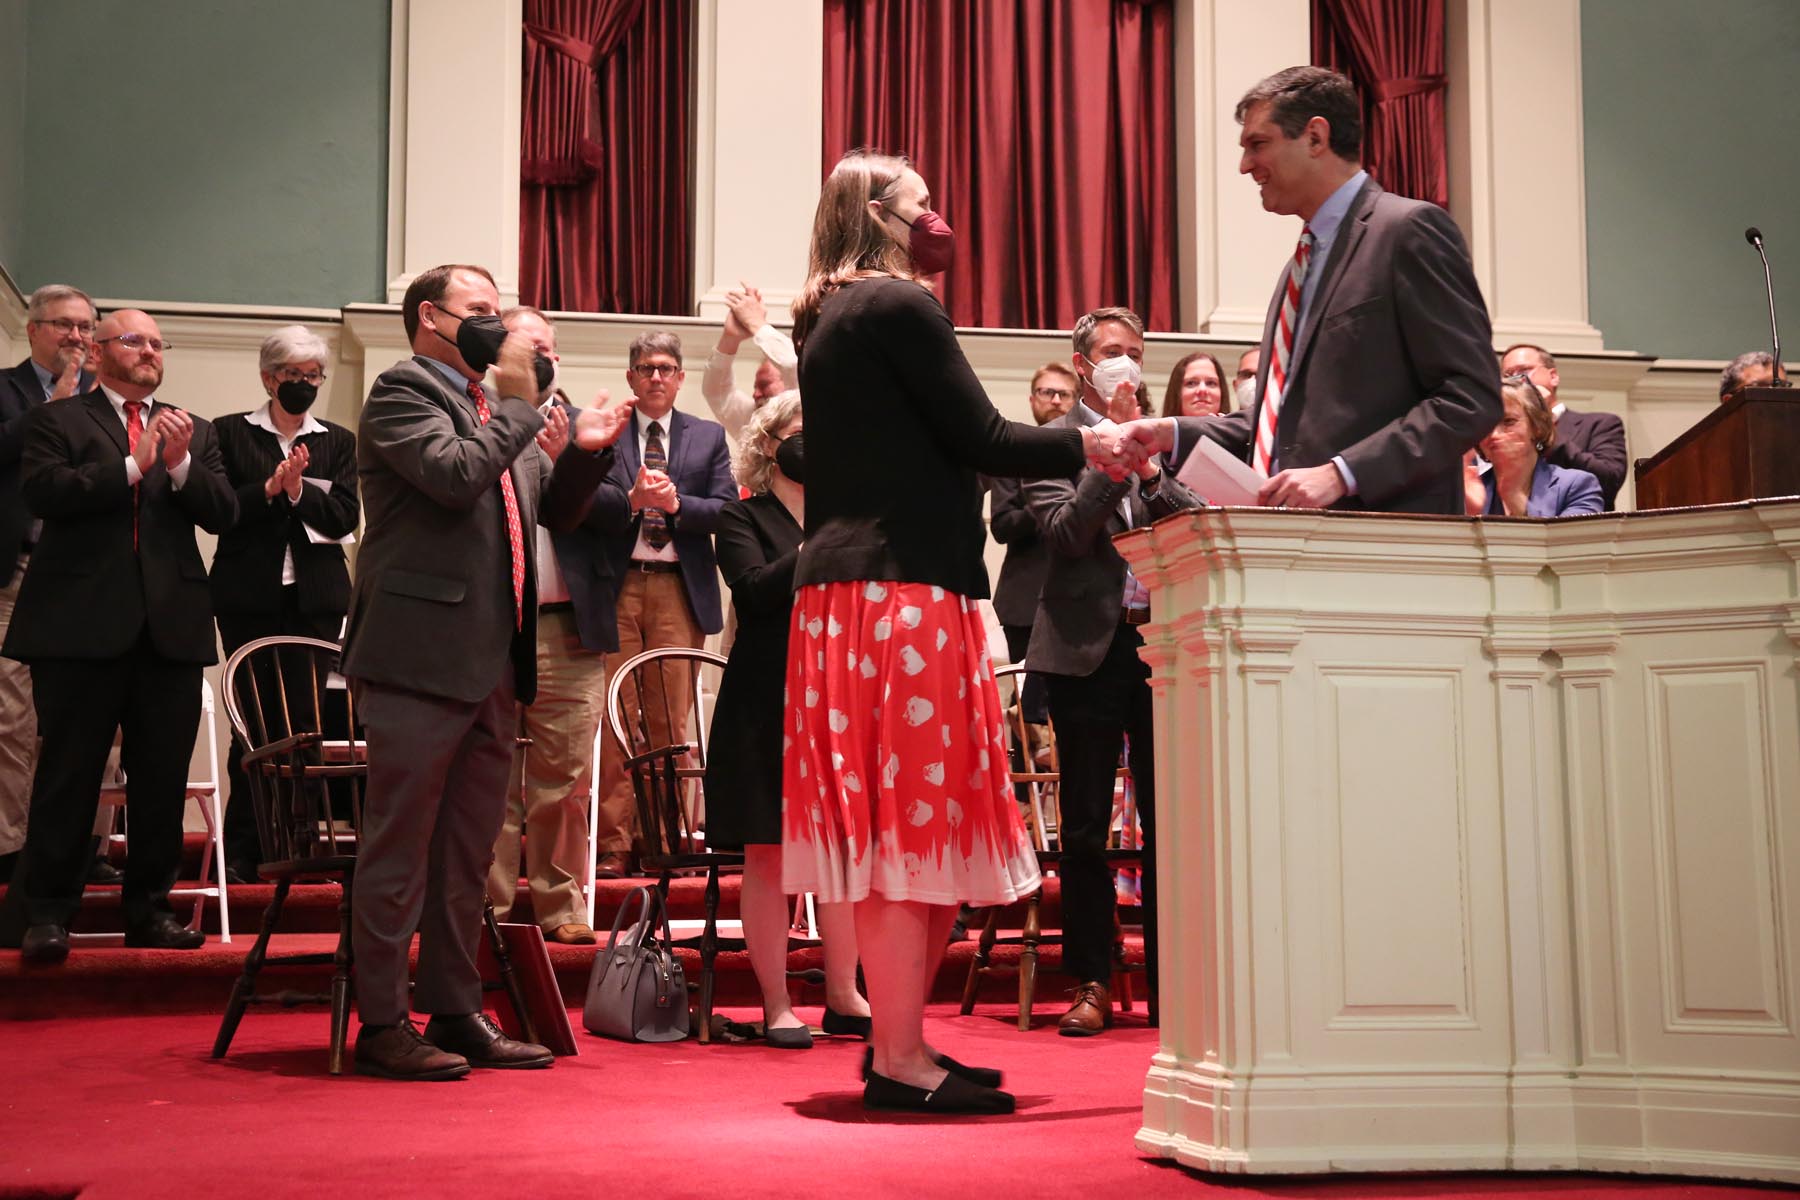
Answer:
[
  {"left": 210, "top": 409, "right": 360, "bottom": 618},
  {"left": 587, "top": 407, "right": 736, "bottom": 634},
  {"left": 796, "top": 278, "right": 1084, "bottom": 597},
  {"left": 340, "top": 357, "right": 614, "bottom": 706},
  {"left": 2, "top": 390, "right": 238, "bottom": 664},
  {"left": 0, "top": 360, "right": 91, "bottom": 586},
  {"left": 542, "top": 400, "right": 632, "bottom": 655},
  {"left": 703, "top": 492, "right": 804, "bottom": 844},
  {"left": 1545, "top": 407, "right": 1627, "bottom": 510},
  {"left": 1179, "top": 178, "right": 1500, "bottom": 515},
  {"left": 1023, "top": 407, "right": 1201, "bottom": 678},
  {"left": 983, "top": 474, "right": 1050, "bottom": 628},
  {"left": 1481, "top": 459, "right": 1604, "bottom": 518}
]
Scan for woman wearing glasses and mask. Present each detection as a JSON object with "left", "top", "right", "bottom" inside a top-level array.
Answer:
[{"left": 210, "top": 325, "right": 361, "bottom": 883}]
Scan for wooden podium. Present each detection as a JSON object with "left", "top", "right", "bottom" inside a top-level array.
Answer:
[{"left": 1634, "top": 386, "right": 1800, "bottom": 508}]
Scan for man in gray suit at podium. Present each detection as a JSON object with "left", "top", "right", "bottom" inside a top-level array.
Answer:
[{"left": 1135, "top": 66, "right": 1499, "bottom": 513}]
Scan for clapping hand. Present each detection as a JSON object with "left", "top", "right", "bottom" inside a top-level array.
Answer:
[
  {"left": 155, "top": 407, "right": 194, "bottom": 471},
  {"left": 51, "top": 356, "right": 83, "bottom": 400},
  {"left": 131, "top": 412, "right": 165, "bottom": 476},
  {"left": 1103, "top": 379, "right": 1140, "bottom": 425},
  {"left": 571, "top": 390, "right": 636, "bottom": 452},
  {"left": 630, "top": 464, "right": 680, "bottom": 514},
  {"left": 493, "top": 330, "right": 540, "bottom": 405},
  {"left": 536, "top": 403, "right": 570, "bottom": 459}
]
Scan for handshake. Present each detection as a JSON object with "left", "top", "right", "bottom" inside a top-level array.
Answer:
[{"left": 1079, "top": 416, "right": 1176, "bottom": 481}]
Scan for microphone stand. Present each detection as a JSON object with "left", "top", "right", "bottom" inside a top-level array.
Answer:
[{"left": 1746, "top": 227, "right": 1790, "bottom": 387}]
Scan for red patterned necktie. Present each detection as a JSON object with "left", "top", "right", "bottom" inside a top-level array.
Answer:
[
  {"left": 641, "top": 420, "right": 671, "bottom": 550},
  {"left": 1253, "top": 226, "right": 1315, "bottom": 478},
  {"left": 124, "top": 400, "right": 144, "bottom": 549},
  {"left": 467, "top": 381, "right": 525, "bottom": 629}
]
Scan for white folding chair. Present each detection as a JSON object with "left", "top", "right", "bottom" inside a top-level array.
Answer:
[{"left": 86, "top": 676, "right": 231, "bottom": 943}]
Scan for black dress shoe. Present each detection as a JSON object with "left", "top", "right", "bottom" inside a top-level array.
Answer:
[
  {"left": 225, "top": 861, "right": 258, "bottom": 886},
  {"left": 861, "top": 1046, "right": 1002, "bottom": 1088},
  {"left": 123, "top": 913, "right": 205, "bottom": 950},
  {"left": 821, "top": 1006, "right": 872, "bottom": 1039},
  {"left": 763, "top": 1022, "right": 814, "bottom": 1050},
  {"left": 424, "top": 1013, "right": 553, "bottom": 1069},
  {"left": 864, "top": 1069, "right": 1014, "bottom": 1114},
  {"left": 87, "top": 858, "right": 124, "bottom": 885},
  {"left": 356, "top": 1020, "right": 471, "bottom": 1081},
  {"left": 20, "top": 923, "right": 70, "bottom": 965}
]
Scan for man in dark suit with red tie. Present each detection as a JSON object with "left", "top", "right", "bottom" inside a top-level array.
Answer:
[
  {"left": 0, "top": 284, "right": 96, "bottom": 881},
  {"left": 341, "top": 264, "right": 633, "bottom": 1081},
  {"left": 0, "top": 309, "right": 238, "bottom": 962},
  {"left": 1131, "top": 66, "right": 1499, "bottom": 513}
]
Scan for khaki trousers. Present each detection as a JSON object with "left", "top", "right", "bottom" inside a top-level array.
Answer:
[
  {"left": 0, "top": 556, "right": 37, "bottom": 858},
  {"left": 487, "top": 609, "right": 606, "bottom": 930},
  {"left": 592, "top": 569, "right": 702, "bottom": 854}
]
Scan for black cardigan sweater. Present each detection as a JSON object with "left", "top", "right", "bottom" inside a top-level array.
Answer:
[{"left": 795, "top": 277, "right": 1084, "bottom": 598}]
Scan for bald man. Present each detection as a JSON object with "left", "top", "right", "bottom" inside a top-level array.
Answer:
[{"left": 0, "top": 310, "right": 237, "bottom": 963}]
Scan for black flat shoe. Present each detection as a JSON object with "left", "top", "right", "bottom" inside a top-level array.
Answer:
[
  {"left": 763, "top": 1023, "right": 814, "bottom": 1050},
  {"left": 20, "top": 923, "right": 70, "bottom": 965},
  {"left": 821, "top": 1006, "right": 872, "bottom": 1039},
  {"left": 863, "top": 1069, "right": 1014, "bottom": 1114},
  {"left": 861, "top": 1046, "right": 1002, "bottom": 1088}
]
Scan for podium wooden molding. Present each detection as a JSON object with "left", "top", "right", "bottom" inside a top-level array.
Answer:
[{"left": 1634, "top": 386, "right": 1800, "bottom": 508}]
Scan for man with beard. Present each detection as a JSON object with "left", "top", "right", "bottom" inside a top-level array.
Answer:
[{"left": 0, "top": 309, "right": 238, "bottom": 961}]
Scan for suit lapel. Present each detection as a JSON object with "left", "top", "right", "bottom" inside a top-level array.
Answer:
[
  {"left": 84, "top": 391, "right": 129, "bottom": 457},
  {"left": 662, "top": 409, "right": 685, "bottom": 479},
  {"left": 1288, "top": 178, "right": 1379, "bottom": 378}
]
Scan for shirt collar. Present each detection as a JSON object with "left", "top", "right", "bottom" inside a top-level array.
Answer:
[
  {"left": 1551, "top": 401, "right": 1567, "bottom": 421},
  {"left": 29, "top": 360, "right": 56, "bottom": 398},
  {"left": 99, "top": 383, "right": 155, "bottom": 414},
  {"left": 636, "top": 406, "right": 674, "bottom": 438},
  {"left": 419, "top": 354, "right": 475, "bottom": 393},
  {"left": 246, "top": 400, "right": 326, "bottom": 440},
  {"left": 1307, "top": 169, "right": 1369, "bottom": 253}
]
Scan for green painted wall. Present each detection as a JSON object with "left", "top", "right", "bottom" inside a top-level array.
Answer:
[
  {"left": 13, "top": 0, "right": 389, "bottom": 308},
  {"left": 1582, "top": 0, "right": 1800, "bottom": 360},
  {"left": 0, "top": 1, "right": 25, "bottom": 280}
]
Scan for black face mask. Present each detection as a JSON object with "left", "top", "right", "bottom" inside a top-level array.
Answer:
[
  {"left": 275, "top": 379, "right": 318, "bottom": 415},
  {"left": 435, "top": 307, "right": 556, "bottom": 393},
  {"left": 774, "top": 432, "right": 805, "bottom": 484}
]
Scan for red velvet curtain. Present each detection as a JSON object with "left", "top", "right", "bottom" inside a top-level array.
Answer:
[
  {"left": 823, "top": 0, "right": 1177, "bottom": 332},
  {"left": 1311, "top": 0, "right": 1448, "bottom": 208},
  {"left": 519, "top": 0, "right": 691, "bottom": 314}
]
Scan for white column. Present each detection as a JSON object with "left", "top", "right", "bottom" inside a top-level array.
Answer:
[
  {"left": 1447, "top": 0, "right": 1604, "bottom": 350},
  {"left": 1177, "top": 0, "right": 1311, "bottom": 337},
  {"left": 385, "top": 0, "right": 523, "bottom": 305},
  {"left": 690, "top": 0, "right": 824, "bottom": 321}
]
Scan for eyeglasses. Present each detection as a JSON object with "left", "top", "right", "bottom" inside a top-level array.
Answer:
[
  {"left": 33, "top": 318, "right": 96, "bottom": 338},
  {"left": 274, "top": 367, "right": 327, "bottom": 386},
  {"left": 96, "top": 334, "right": 172, "bottom": 353},
  {"left": 1033, "top": 386, "right": 1073, "bottom": 403},
  {"left": 632, "top": 362, "right": 681, "bottom": 379}
]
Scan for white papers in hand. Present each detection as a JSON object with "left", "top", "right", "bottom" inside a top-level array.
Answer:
[{"left": 1173, "top": 434, "right": 1263, "bottom": 506}]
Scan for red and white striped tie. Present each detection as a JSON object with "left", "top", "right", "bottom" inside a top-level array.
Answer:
[
  {"left": 1253, "top": 226, "right": 1315, "bottom": 477},
  {"left": 467, "top": 381, "right": 525, "bottom": 630}
]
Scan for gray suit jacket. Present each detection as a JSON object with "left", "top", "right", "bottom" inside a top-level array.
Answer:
[
  {"left": 341, "top": 357, "right": 614, "bottom": 705},
  {"left": 1021, "top": 407, "right": 1201, "bottom": 678},
  {"left": 1179, "top": 178, "right": 1500, "bottom": 514}
]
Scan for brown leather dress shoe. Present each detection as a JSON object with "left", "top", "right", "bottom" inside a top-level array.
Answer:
[
  {"left": 595, "top": 852, "right": 631, "bottom": 879},
  {"left": 354, "top": 1020, "right": 471, "bottom": 1081},
  {"left": 424, "top": 1013, "right": 553, "bottom": 1069},
  {"left": 1058, "top": 981, "right": 1113, "bottom": 1037},
  {"left": 547, "top": 922, "right": 598, "bottom": 945}
]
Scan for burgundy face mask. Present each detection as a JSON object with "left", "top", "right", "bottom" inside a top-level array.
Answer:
[{"left": 892, "top": 208, "right": 956, "bottom": 275}]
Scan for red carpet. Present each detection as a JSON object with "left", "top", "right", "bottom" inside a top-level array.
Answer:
[{"left": 0, "top": 1004, "right": 1784, "bottom": 1200}]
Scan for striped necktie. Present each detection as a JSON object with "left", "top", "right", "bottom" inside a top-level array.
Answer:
[
  {"left": 467, "top": 381, "right": 525, "bottom": 629},
  {"left": 1253, "top": 226, "right": 1315, "bottom": 478},
  {"left": 641, "top": 420, "right": 671, "bottom": 550}
]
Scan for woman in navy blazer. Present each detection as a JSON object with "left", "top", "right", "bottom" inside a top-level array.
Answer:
[{"left": 1478, "top": 375, "right": 1603, "bottom": 517}]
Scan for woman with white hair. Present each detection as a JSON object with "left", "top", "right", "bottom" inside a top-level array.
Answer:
[
  {"left": 211, "top": 324, "right": 361, "bottom": 883},
  {"left": 703, "top": 391, "right": 871, "bottom": 1048}
]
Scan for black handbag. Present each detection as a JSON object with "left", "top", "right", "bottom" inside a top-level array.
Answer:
[{"left": 582, "top": 884, "right": 690, "bottom": 1042}]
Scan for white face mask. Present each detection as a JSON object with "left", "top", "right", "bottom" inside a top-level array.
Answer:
[
  {"left": 1086, "top": 353, "right": 1142, "bottom": 406},
  {"left": 1235, "top": 375, "right": 1257, "bottom": 411}
]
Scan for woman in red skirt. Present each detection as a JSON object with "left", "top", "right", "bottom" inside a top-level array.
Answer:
[{"left": 786, "top": 149, "right": 1131, "bottom": 1113}]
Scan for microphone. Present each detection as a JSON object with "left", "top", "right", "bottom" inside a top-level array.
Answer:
[{"left": 1745, "top": 227, "right": 1791, "bottom": 388}]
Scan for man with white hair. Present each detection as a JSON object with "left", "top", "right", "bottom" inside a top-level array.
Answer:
[
  {"left": 0, "top": 309, "right": 238, "bottom": 962},
  {"left": 0, "top": 285, "right": 97, "bottom": 880}
]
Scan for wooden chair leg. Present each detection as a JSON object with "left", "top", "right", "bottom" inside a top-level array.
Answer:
[
  {"left": 213, "top": 875, "right": 290, "bottom": 1059},
  {"left": 328, "top": 876, "right": 354, "bottom": 1075},
  {"left": 1113, "top": 908, "right": 1135, "bottom": 1014},
  {"left": 1018, "top": 892, "right": 1042, "bottom": 1032},
  {"left": 959, "top": 906, "right": 996, "bottom": 1015},
  {"left": 697, "top": 867, "right": 721, "bottom": 1044},
  {"left": 483, "top": 897, "right": 537, "bottom": 1047}
]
